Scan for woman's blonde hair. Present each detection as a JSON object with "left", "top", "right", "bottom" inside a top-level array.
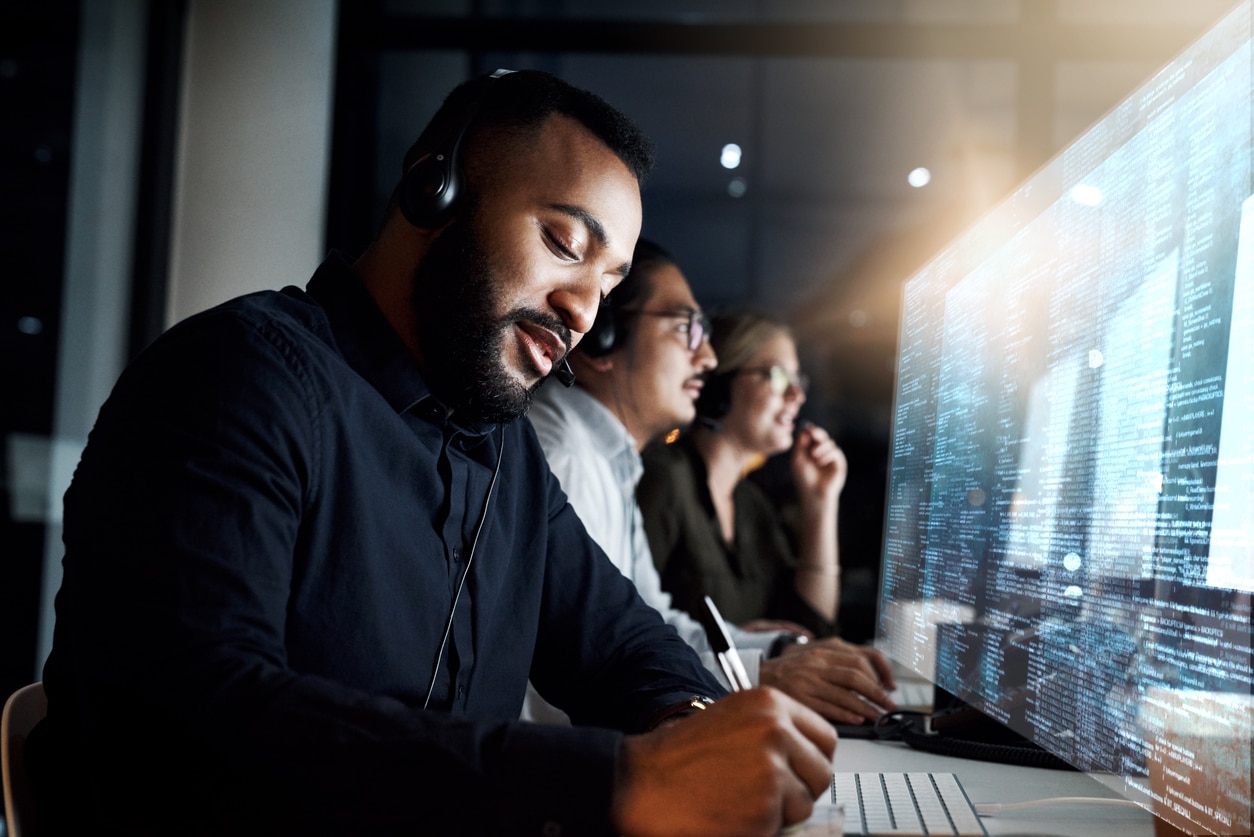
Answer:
[
  {"left": 694, "top": 309, "right": 793, "bottom": 423},
  {"left": 707, "top": 308, "right": 792, "bottom": 374}
]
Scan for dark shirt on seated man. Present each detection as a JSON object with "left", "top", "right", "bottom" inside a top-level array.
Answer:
[{"left": 30, "top": 69, "right": 836, "bottom": 837}]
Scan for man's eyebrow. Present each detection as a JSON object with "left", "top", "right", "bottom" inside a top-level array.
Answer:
[
  {"left": 550, "top": 203, "right": 605, "bottom": 244},
  {"left": 549, "top": 203, "right": 632, "bottom": 278}
]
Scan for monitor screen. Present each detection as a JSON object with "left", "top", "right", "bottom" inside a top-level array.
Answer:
[{"left": 876, "top": 3, "right": 1253, "bottom": 834}]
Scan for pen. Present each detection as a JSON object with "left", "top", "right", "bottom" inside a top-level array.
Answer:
[{"left": 702, "top": 595, "right": 753, "bottom": 691}]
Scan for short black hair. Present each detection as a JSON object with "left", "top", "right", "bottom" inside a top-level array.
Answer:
[
  {"left": 402, "top": 69, "right": 654, "bottom": 184},
  {"left": 615, "top": 238, "right": 674, "bottom": 309},
  {"left": 574, "top": 238, "right": 676, "bottom": 356}
]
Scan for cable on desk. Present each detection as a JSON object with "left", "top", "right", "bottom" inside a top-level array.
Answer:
[
  {"left": 976, "top": 796, "right": 1143, "bottom": 815},
  {"left": 870, "top": 710, "right": 930, "bottom": 740}
]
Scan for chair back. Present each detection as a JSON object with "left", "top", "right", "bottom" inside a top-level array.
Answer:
[{"left": 2, "top": 682, "right": 47, "bottom": 837}]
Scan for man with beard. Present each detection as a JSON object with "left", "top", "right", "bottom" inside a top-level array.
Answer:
[
  {"left": 29, "top": 70, "right": 837, "bottom": 836},
  {"left": 524, "top": 239, "right": 896, "bottom": 726}
]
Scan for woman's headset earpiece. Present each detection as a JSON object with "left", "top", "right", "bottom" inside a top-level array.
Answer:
[{"left": 695, "top": 370, "right": 734, "bottom": 428}]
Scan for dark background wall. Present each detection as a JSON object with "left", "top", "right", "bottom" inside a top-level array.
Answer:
[{"left": 0, "top": 0, "right": 1234, "bottom": 703}]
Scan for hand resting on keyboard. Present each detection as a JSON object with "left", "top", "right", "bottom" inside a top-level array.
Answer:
[{"left": 760, "top": 637, "right": 899, "bottom": 724}]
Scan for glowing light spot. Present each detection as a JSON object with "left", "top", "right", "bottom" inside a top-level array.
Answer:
[
  {"left": 1071, "top": 184, "right": 1103, "bottom": 206},
  {"left": 967, "top": 488, "right": 987, "bottom": 507},
  {"left": 908, "top": 167, "right": 931, "bottom": 188},
  {"left": 727, "top": 177, "right": 747, "bottom": 198},
  {"left": 1088, "top": 349, "right": 1104, "bottom": 369},
  {"left": 17, "top": 316, "right": 43, "bottom": 335},
  {"left": 720, "top": 143, "right": 742, "bottom": 170},
  {"left": 1063, "top": 552, "right": 1082, "bottom": 572},
  {"left": 1064, "top": 585, "right": 1084, "bottom": 598}
]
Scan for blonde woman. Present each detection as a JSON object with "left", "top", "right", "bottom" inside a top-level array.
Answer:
[{"left": 639, "top": 309, "right": 845, "bottom": 637}]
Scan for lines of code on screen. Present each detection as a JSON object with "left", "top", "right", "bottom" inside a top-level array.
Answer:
[{"left": 876, "top": 5, "right": 1253, "bottom": 834}]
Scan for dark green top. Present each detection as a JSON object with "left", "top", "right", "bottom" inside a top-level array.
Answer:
[{"left": 638, "top": 435, "right": 836, "bottom": 637}]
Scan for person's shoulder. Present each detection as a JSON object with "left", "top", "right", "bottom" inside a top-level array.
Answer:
[
  {"left": 145, "top": 287, "right": 334, "bottom": 369},
  {"left": 112, "top": 287, "right": 338, "bottom": 415},
  {"left": 527, "top": 381, "right": 579, "bottom": 431},
  {"left": 527, "top": 383, "right": 599, "bottom": 455},
  {"left": 639, "top": 438, "right": 698, "bottom": 504},
  {"left": 177, "top": 286, "right": 329, "bottom": 344},
  {"left": 641, "top": 436, "right": 693, "bottom": 475}
]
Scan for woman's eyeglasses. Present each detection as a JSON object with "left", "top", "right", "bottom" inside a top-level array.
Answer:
[
  {"left": 739, "top": 364, "right": 809, "bottom": 396},
  {"left": 631, "top": 308, "right": 710, "bottom": 353}
]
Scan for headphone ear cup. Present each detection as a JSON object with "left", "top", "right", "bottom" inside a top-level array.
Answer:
[
  {"left": 399, "top": 153, "right": 462, "bottom": 229},
  {"left": 696, "top": 372, "right": 733, "bottom": 422},
  {"left": 581, "top": 305, "right": 619, "bottom": 358}
]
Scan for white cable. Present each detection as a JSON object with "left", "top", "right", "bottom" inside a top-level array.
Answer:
[{"left": 976, "top": 796, "right": 1141, "bottom": 815}]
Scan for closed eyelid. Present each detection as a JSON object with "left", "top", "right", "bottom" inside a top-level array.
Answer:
[
  {"left": 547, "top": 203, "right": 605, "bottom": 251},
  {"left": 543, "top": 227, "right": 579, "bottom": 259},
  {"left": 548, "top": 202, "right": 631, "bottom": 278}
]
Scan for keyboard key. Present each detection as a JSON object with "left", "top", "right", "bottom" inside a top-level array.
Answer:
[{"left": 831, "top": 772, "right": 987, "bottom": 836}]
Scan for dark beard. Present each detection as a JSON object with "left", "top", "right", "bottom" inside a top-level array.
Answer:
[{"left": 411, "top": 213, "right": 570, "bottom": 424}]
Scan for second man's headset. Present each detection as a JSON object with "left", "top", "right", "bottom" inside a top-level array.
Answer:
[
  {"left": 399, "top": 68, "right": 575, "bottom": 386},
  {"left": 580, "top": 238, "right": 674, "bottom": 359},
  {"left": 580, "top": 301, "right": 631, "bottom": 358}
]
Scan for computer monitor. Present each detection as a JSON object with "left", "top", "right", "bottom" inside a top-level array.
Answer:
[{"left": 876, "top": 3, "right": 1252, "bottom": 834}]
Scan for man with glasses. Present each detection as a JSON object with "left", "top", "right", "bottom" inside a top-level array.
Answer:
[{"left": 525, "top": 240, "right": 897, "bottom": 725}]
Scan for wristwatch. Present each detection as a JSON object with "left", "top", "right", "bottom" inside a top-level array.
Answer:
[
  {"left": 648, "top": 694, "right": 716, "bottom": 729},
  {"left": 769, "top": 632, "right": 810, "bottom": 658}
]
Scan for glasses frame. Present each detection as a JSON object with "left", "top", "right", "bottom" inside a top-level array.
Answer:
[
  {"left": 629, "top": 307, "right": 710, "bottom": 353},
  {"left": 738, "top": 364, "right": 809, "bottom": 397}
]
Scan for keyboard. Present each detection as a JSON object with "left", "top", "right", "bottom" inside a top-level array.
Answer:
[
  {"left": 832, "top": 772, "right": 987, "bottom": 836},
  {"left": 888, "top": 680, "right": 934, "bottom": 709}
]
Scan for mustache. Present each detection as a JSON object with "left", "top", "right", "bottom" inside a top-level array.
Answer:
[{"left": 504, "top": 307, "right": 572, "bottom": 358}]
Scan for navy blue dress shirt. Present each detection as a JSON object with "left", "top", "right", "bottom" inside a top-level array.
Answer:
[{"left": 36, "top": 252, "right": 722, "bottom": 836}]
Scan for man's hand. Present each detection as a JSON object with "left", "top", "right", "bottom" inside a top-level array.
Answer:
[
  {"left": 760, "top": 638, "right": 898, "bottom": 724},
  {"left": 739, "top": 619, "right": 813, "bottom": 638},
  {"left": 611, "top": 688, "right": 837, "bottom": 837}
]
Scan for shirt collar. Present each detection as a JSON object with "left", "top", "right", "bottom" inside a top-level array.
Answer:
[{"left": 304, "top": 251, "right": 492, "bottom": 440}]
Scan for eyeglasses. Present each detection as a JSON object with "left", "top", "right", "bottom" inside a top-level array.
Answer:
[
  {"left": 631, "top": 308, "right": 710, "bottom": 353},
  {"left": 739, "top": 364, "right": 809, "bottom": 396}
]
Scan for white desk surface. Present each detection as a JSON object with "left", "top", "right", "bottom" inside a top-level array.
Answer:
[{"left": 821, "top": 736, "right": 1157, "bottom": 837}]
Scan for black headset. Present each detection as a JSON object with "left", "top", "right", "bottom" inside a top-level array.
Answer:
[
  {"left": 581, "top": 301, "right": 630, "bottom": 358},
  {"left": 695, "top": 370, "right": 734, "bottom": 425},
  {"left": 399, "top": 69, "right": 513, "bottom": 230},
  {"left": 402, "top": 69, "right": 576, "bottom": 388}
]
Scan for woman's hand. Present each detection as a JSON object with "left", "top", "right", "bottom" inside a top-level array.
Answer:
[{"left": 791, "top": 422, "right": 847, "bottom": 508}]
